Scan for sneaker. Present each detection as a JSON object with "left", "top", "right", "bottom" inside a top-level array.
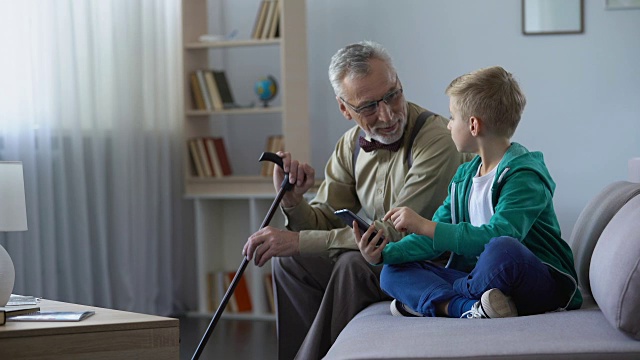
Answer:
[
  {"left": 390, "top": 299, "right": 423, "bottom": 317},
  {"left": 461, "top": 288, "right": 518, "bottom": 319}
]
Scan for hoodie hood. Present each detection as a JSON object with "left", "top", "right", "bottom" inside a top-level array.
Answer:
[{"left": 453, "top": 143, "right": 556, "bottom": 206}]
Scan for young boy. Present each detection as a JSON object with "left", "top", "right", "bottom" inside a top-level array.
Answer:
[{"left": 354, "top": 66, "right": 582, "bottom": 318}]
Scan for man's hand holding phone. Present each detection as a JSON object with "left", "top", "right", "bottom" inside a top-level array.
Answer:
[
  {"left": 353, "top": 221, "right": 387, "bottom": 265},
  {"left": 334, "top": 209, "right": 388, "bottom": 264}
]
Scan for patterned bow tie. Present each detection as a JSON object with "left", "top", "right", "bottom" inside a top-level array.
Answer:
[{"left": 359, "top": 136, "right": 404, "bottom": 153}]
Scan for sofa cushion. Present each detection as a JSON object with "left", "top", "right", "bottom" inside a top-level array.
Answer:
[
  {"left": 590, "top": 194, "right": 640, "bottom": 339},
  {"left": 570, "top": 181, "right": 640, "bottom": 296},
  {"left": 326, "top": 300, "right": 640, "bottom": 359}
]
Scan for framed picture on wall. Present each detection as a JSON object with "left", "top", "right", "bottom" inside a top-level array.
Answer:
[
  {"left": 605, "top": 0, "right": 640, "bottom": 9},
  {"left": 522, "top": 0, "right": 584, "bottom": 35}
]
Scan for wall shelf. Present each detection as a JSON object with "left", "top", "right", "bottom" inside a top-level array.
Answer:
[
  {"left": 185, "top": 38, "right": 281, "bottom": 50},
  {"left": 186, "top": 106, "right": 282, "bottom": 117}
]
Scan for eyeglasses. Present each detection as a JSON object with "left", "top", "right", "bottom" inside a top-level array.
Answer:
[{"left": 341, "top": 87, "right": 404, "bottom": 118}]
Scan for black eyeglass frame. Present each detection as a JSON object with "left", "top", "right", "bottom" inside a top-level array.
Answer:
[{"left": 340, "top": 81, "right": 404, "bottom": 117}]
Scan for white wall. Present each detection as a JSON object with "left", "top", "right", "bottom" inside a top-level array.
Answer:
[
  {"left": 219, "top": 0, "right": 640, "bottom": 238},
  {"left": 305, "top": 0, "right": 640, "bottom": 238}
]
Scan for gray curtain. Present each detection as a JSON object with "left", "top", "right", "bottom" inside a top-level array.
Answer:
[{"left": 0, "top": 0, "right": 195, "bottom": 316}]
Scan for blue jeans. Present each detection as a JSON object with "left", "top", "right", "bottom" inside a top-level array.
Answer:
[{"left": 380, "top": 236, "right": 559, "bottom": 317}]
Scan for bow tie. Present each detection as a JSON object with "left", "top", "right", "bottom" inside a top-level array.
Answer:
[{"left": 359, "top": 135, "right": 404, "bottom": 153}]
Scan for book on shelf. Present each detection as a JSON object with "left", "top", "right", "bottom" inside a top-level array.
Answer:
[
  {"left": 204, "top": 70, "right": 224, "bottom": 111},
  {"left": 222, "top": 271, "right": 253, "bottom": 313},
  {"left": 204, "top": 138, "right": 223, "bottom": 178},
  {"left": 212, "top": 70, "right": 235, "bottom": 108},
  {"left": 189, "top": 72, "right": 206, "bottom": 110},
  {"left": 188, "top": 139, "right": 205, "bottom": 177},
  {"left": 195, "top": 70, "right": 213, "bottom": 111},
  {"left": 8, "top": 311, "right": 95, "bottom": 322},
  {"left": 188, "top": 137, "right": 233, "bottom": 178},
  {"left": 251, "top": 1, "right": 270, "bottom": 39},
  {"left": 207, "top": 270, "right": 253, "bottom": 314},
  {"left": 260, "top": 0, "right": 277, "bottom": 40},
  {"left": 263, "top": 273, "right": 275, "bottom": 314},
  {"left": 0, "top": 305, "right": 41, "bottom": 325},
  {"left": 273, "top": 12, "right": 280, "bottom": 38},
  {"left": 187, "top": 141, "right": 201, "bottom": 177},
  {"left": 196, "top": 137, "right": 214, "bottom": 177},
  {"left": 212, "top": 137, "right": 232, "bottom": 176},
  {"left": 267, "top": 0, "right": 280, "bottom": 39}
]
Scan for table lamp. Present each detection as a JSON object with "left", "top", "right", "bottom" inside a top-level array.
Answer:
[{"left": 0, "top": 161, "right": 28, "bottom": 306}]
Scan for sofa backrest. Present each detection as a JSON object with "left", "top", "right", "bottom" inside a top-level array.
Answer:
[
  {"left": 568, "top": 180, "right": 640, "bottom": 340},
  {"left": 590, "top": 194, "right": 640, "bottom": 339},
  {"left": 568, "top": 181, "right": 640, "bottom": 297}
]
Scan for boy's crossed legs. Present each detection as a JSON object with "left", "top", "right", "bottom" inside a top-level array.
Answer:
[{"left": 381, "top": 236, "right": 559, "bottom": 318}]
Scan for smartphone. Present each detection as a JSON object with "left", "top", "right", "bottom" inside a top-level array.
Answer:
[{"left": 334, "top": 209, "right": 384, "bottom": 246}]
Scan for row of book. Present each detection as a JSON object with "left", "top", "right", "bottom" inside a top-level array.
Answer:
[
  {"left": 188, "top": 137, "right": 232, "bottom": 178},
  {"left": 207, "top": 271, "right": 275, "bottom": 314},
  {"left": 189, "top": 69, "right": 235, "bottom": 111},
  {"left": 251, "top": 0, "right": 281, "bottom": 40}
]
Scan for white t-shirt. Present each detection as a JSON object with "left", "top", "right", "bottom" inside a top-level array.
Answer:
[{"left": 468, "top": 164, "right": 498, "bottom": 226}]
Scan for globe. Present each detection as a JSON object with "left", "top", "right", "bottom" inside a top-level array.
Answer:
[{"left": 254, "top": 75, "right": 278, "bottom": 107}]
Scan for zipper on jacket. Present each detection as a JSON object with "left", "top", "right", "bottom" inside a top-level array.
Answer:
[
  {"left": 497, "top": 167, "right": 510, "bottom": 184},
  {"left": 445, "top": 182, "right": 458, "bottom": 268},
  {"left": 450, "top": 182, "right": 457, "bottom": 225}
]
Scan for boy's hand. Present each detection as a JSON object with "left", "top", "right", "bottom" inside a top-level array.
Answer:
[
  {"left": 353, "top": 222, "right": 387, "bottom": 265},
  {"left": 384, "top": 207, "right": 434, "bottom": 237}
]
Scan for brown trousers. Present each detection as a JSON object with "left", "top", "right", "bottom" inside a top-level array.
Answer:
[{"left": 272, "top": 251, "right": 390, "bottom": 360}]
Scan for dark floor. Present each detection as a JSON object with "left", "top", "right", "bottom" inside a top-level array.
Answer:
[{"left": 179, "top": 316, "right": 278, "bottom": 360}]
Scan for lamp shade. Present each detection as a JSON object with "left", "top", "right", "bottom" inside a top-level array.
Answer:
[
  {"left": 0, "top": 161, "right": 27, "bottom": 305},
  {"left": 0, "top": 162, "right": 28, "bottom": 231}
]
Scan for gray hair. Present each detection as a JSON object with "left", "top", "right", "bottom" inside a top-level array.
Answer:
[{"left": 328, "top": 40, "right": 396, "bottom": 98}]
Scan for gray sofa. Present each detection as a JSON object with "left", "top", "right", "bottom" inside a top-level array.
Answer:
[{"left": 325, "top": 181, "right": 640, "bottom": 359}]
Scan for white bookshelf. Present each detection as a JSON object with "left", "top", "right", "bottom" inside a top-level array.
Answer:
[{"left": 181, "top": 0, "right": 310, "bottom": 319}]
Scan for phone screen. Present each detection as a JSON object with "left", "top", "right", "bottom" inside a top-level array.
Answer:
[{"left": 334, "top": 209, "right": 384, "bottom": 246}]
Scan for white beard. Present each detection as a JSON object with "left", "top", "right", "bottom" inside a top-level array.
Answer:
[{"left": 368, "top": 116, "right": 407, "bottom": 144}]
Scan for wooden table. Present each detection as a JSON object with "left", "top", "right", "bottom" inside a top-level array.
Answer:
[{"left": 0, "top": 299, "right": 179, "bottom": 359}]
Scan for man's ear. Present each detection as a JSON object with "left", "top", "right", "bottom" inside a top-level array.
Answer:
[
  {"left": 336, "top": 96, "right": 353, "bottom": 120},
  {"left": 469, "top": 116, "right": 481, "bottom": 137}
]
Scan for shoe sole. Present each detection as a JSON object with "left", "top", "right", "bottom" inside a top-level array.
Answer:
[
  {"left": 481, "top": 288, "right": 518, "bottom": 318},
  {"left": 390, "top": 299, "right": 423, "bottom": 317},
  {"left": 390, "top": 300, "right": 404, "bottom": 317}
]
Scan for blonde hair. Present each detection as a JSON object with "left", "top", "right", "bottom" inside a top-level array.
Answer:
[{"left": 445, "top": 66, "right": 526, "bottom": 138}]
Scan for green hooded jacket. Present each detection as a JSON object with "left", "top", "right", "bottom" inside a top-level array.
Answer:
[{"left": 382, "top": 142, "right": 582, "bottom": 310}]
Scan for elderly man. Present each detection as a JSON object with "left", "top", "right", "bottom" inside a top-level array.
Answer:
[{"left": 243, "top": 40, "right": 467, "bottom": 360}]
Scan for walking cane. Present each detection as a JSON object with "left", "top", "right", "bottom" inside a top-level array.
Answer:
[{"left": 191, "top": 152, "right": 294, "bottom": 360}]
